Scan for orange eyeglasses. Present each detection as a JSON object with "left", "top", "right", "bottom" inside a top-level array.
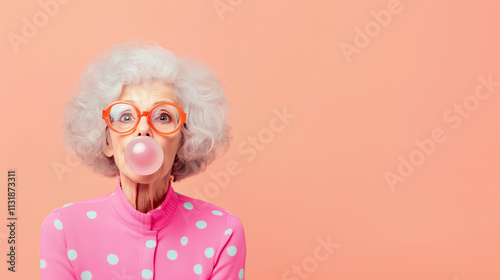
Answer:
[{"left": 102, "top": 101, "right": 187, "bottom": 135}]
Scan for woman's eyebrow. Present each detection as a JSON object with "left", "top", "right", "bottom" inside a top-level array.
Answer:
[{"left": 122, "top": 100, "right": 174, "bottom": 105}]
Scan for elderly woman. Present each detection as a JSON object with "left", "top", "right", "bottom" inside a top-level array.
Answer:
[{"left": 39, "top": 40, "right": 246, "bottom": 280}]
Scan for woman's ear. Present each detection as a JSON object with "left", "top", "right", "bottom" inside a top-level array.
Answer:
[{"left": 103, "top": 133, "right": 114, "bottom": 157}]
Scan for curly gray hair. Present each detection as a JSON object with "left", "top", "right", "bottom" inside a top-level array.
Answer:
[{"left": 62, "top": 39, "right": 231, "bottom": 182}]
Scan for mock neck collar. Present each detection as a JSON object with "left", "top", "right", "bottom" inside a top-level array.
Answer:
[{"left": 110, "top": 176, "right": 179, "bottom": 231}]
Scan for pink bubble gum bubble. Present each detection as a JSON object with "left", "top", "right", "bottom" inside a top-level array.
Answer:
[{"left": 124, "top": 136, "right": 164, "bottom": 176}]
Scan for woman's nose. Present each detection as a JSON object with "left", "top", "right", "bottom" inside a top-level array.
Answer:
[{"left": 136, "top": 116, "right": 152, "bottom": 136}]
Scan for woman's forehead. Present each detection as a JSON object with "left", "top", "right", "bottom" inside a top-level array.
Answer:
[{"left": 118, "top": 83, "right": 178, "bottom": 104}]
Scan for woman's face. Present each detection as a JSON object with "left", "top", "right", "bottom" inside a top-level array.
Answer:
[{"left": 103, "top": 82, "right": 183, "bottom": 183}]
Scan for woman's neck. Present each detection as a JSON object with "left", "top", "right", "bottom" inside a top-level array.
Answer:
[{"left": 119, "top": 174, "right": 170, "bottom": 213}]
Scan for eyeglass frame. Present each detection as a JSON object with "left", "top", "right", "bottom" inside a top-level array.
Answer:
[{"left": 102, "top": 101, "right": 187, "bottom": 135}]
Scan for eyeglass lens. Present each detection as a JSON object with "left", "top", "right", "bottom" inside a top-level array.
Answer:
[{"left": 108, "top": 103, "right": 181, "bottom": 133}]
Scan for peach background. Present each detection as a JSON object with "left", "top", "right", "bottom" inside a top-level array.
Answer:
[{"left": 1, "top": 0, "right": 500, "bottom": 279}]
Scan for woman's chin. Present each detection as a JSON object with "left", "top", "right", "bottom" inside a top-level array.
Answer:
[{"left": 124, "top": 170, "right": 160, "bottom": 184}]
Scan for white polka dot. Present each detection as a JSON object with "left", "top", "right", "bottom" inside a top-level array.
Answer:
[
  {"left": 67, "top": 249, "right": 77, "bottom": 260},
  {"left": 86, "top": 211, "right": 97, "bottom": 219},
  {"left": 183, "top": 202, "right": 193, "bottom": 210},
  {"left": 193, "top": 264, "right": 202, "bottom": 274},
  {"left": 63, "top": 203, "right": 73, "bottom": 207},
  {"left": 111, "top": 192, "right": 115, "bottom": 196},
  {"left": 196, "top": 221, "right": 207, "bottom": 229},
  {"left": 205, "top": 247, "right": 214, "bottom": 258},
  {"left": 180, "top": 236, "right": 188, "bottom": 246},
  {"left": 226, "top": 210, "right": 231, "bottom": 213},
  {"left": 227, "top": 246, "right": 237, "bottom": 256},
  {"left": 81, "top": 270, "right": 92, "bottom": 280},
  {"left": 107, "top": 254, "right": 118, "bottom": 265},
  {"left": 145, "top": 240, "right": 156, "bottom": 248},
  {"left": 212, "top": 210, "right": 223, "bottom": 216},
  {"left": 167, "top": 250, "right": 177, "bottom": 260},
  {"left": 40, "top": 259, "right": 47, "bottom": 269},
  {"left": 142, "top": 269, "right": 153, "bottom": 279},
  {"left": 224, "top": 228, "right": 232, "bottom": 235},
  {"left": 239, "top": 268, "right": 244, "bottom": 279},
  {"left": 54, "top": 219, "right": 63, "bottom": 230},
  {"left": 156, "top": 205, "right": 161, "bottom": 210}
]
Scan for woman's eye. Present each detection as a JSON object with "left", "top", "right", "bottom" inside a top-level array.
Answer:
[
  {"left": 120, "top": 114, "right": 134, "bottom": 122},
  {"left": 159, "top": 113, "right": 171, "bottom": 121}
]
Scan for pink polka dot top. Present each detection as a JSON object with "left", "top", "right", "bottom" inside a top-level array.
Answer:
[{"left": 39, "top": 177, "right": 247, "bottom": 279}]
